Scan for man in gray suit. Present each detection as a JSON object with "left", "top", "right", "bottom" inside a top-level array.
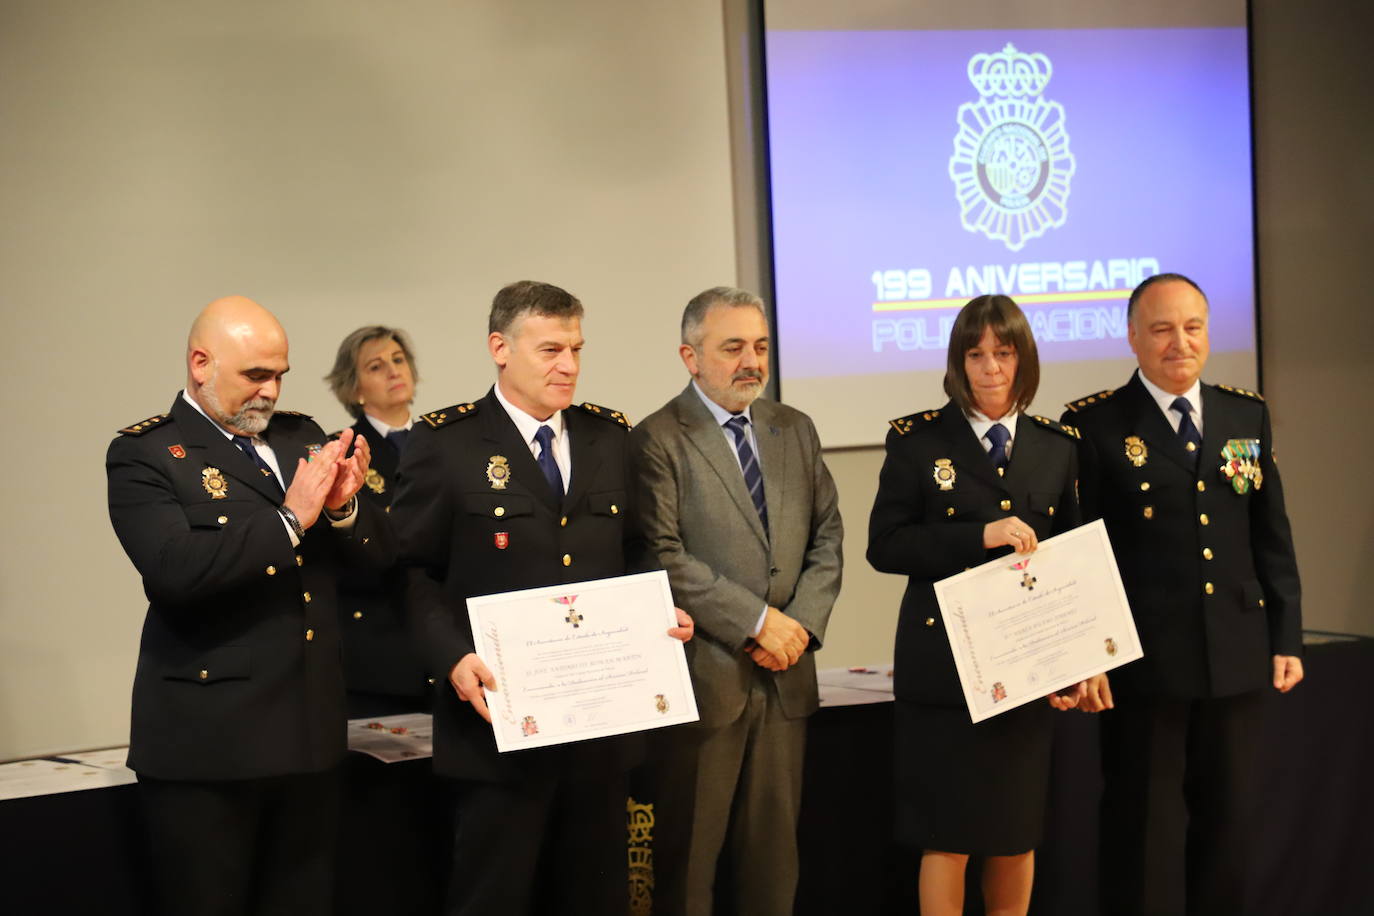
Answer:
[{"left": 630, "top": 286, "right": 843, "bottom": 916}]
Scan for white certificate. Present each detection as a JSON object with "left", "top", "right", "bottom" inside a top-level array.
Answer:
[
  {"left": 467, "top": 570, "right": 699, "bottom": 752},
  {"left": 933, "top": 519, "right": 1143, "bottom": 723}
]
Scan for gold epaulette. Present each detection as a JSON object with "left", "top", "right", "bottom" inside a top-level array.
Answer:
[
  {"left": 117, "top": 413, "right": 170, "bottom": 436},
  {"left": 1030, "top": 414, "right": 1081, "bottom": 440},
  {"left": 420, "top": 403, "right": 479, "bottom": 429},
  {"left": 578, "top": 402, "right": 631, "bottom": 428},
  {"left": 888, "top": 409, "right": 942, "bottom": 436},
  {"left": 1063, "top": 389, "right": 1116, "bottom": 413},
  {"left": 1216, "top": 383, "right": 1264, "bottom": 402}
]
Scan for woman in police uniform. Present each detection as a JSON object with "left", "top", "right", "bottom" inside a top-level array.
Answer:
[
  {"left": 867, "top": 295, "right": 1084, "bottom": 916},
  {"left": 325, "top": 325, "right": 429, "bottom": 716},
  {"left": 325, "top": 326, "right": 444, "bottom": 916}
]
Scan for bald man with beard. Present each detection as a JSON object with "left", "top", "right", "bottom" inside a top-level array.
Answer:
[{"left": 106, "top": 296, "right": 395, "bottom": 916}]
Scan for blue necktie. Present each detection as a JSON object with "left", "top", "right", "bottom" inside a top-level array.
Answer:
[
  {"left": 725, "top": 416, "right": 769, "bottom": 534},
  {"left": 533, "top": 425, "right": 563, "bottom": 497},
  {"left": 231, "top": 435, "right": 283, "bottom": 494},
  {"left": 1172, "top": 397, "right": 1202, "bottom": 465},
  {"left": 385, "top": 428, "right": 408, "bottom": 454},
  {"left": 986, "top": 422, "right": 1011, "bottom": 471}
]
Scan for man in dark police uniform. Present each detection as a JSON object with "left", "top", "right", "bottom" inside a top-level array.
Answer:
[
  {"left": 391, "top": 280, "right": 692, "bottom": 916},
  {"left": 105, "top": 295, "right": 394, "bottom": 916},
  {"left": 1063, "top": 273, "right": 1303, "bottom": 915}
]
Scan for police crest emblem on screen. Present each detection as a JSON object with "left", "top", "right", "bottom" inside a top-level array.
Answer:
[{"left": 949, "top": 43, "right": 1076, "bottom": 252}]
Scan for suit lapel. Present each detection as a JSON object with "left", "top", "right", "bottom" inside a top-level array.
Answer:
[
  {"left": 354, "top": 418, "right": 399, "bottom": 483},
  {"left": 262, "top": 420, "right": 310, "bottom": 492},
  {"left": 674, "top": 386, "right": 769, "bottom": 546},
  {"left": 1197, "top": 384, "right": 1227, "bottom": 482},
  {"left": 478, "top": 389, "right": 561, "bottom": 512},
  {"left": 752, "top": 400, "right": 786, "bottom": 538},
  {"left": 1003, "top": 415, "right": 1048, "bottom": 490},
  {"left": 1123, "top": 375, "right": 1194, "bottom": 473},
  {"left": 563, "top": 408, "right": 602, "bottom": 514},
  {"left": 174, "top": 396, "right": 288, "bottom": 503}
]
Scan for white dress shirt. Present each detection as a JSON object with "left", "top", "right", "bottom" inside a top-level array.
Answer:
[
  {"left": 1137, "top": 370, "right": 1204, "bottom": 437},
  {"left": 493, "top": 382, "right": 571, "bottom": 494},
  {"left": 691, "top": 380, "right": 765, "bottom": 475},
  {"left": 363, "top": 413, "right": 413, "bottom": 439},
  {"left": 965, "top": 408, "right": 1020, "bottom": 463}
]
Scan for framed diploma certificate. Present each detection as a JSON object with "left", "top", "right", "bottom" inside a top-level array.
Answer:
[
  {"left": 467, "top": 570, "right": 699, "bottom": 752},
  {"left": 933, "top": 520, "right": 1143, "bottom": 723}
]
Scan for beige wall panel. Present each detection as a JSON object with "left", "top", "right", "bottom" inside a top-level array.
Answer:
[{"left": 0, "top": 0, "right": 735, "bottom": 760}]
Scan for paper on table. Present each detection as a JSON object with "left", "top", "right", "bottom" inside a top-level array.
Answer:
[
  {"left": 346, "top": 713, "right": 434, "bottom": 763},
  {"left": 0, "top": 751, "right": 136, "bottom": 801}
]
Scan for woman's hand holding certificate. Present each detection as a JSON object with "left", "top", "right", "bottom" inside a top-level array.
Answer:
[{"left": 933, "top": 519, "right": 1143, "bottom": 723}]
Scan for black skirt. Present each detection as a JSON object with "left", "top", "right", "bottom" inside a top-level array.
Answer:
[{"left": 894, "top": 699, "right": 1054, "bottom": 855}]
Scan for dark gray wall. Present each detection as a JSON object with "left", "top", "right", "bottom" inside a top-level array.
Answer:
[{"left": 1251, "top": 0, "right": 1374, "bottom": 635}]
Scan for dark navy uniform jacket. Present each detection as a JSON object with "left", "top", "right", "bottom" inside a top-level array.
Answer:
[
  {"left": 868, "top": 403, "right": 1082, "bottom": 706},
  {"left": 391, "top": 388, "right": 647, "bottom": 782},
  {"left": 106, "top": 394, "right": 396, "bottom": 780},
  {"left": 1062, "top": 374, "right": 1301, "bottom": 699},
  {"left": 333, "top": 416, "right": 430, "bottom": 701}
]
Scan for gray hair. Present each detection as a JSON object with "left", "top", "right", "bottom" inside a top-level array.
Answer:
[
  {"left": 680, "top": 286, "right": 768, "bottom": 347},
  {"left": 324, "top": 326, "right": 419, "bottom": 418},
  {"left": 488, "top": 280, "right": 584, "bottom": 336}
]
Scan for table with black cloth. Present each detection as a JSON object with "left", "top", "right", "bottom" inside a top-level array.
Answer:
[{"left": 2, "top": 633, "right": 1371, "bottom": 915}]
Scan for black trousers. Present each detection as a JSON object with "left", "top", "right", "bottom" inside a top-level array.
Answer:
[
  {"left": 444, "top": 771, "right": 628, "bottom": 916},
  {"left": 1099, "top": 691, "right": 1266, "bottom": 916},
  {"left": 137, "top": 768, "right": 341, "bottom": 916}
]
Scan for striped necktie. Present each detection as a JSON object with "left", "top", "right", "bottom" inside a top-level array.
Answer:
[{"left": 725, "top": 415, "right": 769, "bottom": 534}]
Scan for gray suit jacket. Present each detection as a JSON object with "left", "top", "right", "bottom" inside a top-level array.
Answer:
[{"left": 630, "top": 384, "right": 843, "bottom": 728}]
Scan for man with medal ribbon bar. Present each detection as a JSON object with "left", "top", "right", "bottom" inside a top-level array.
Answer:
[
  {"left": 106, "top": 296, "right": 394, "bottom": 915},
  {"left": 1063, "top": 272, "right": 1303, "bottom": 915}
]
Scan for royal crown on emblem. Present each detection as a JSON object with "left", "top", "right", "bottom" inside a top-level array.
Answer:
[{"left": 967, "top": 44, "right": 1053, "bottom": 98}]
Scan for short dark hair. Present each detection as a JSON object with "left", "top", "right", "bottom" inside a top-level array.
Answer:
[
  {"left": 324, "top": 326, "right": 419, "bottom": 419},
  {"left": 488, "top": 281, "right": 584, "bottom": 335},
  {"left": 944, "top": 295, "right": 1039, "bottom": 416},
  {"left": 680, "top": 286, "right": 768, "bottom": 347},
  {"left": 1127, "top": 272, "right": 1208, "bottom": 322}
]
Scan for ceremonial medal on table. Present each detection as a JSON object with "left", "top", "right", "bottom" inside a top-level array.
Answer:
[
  {"left": 486, "top": 455, "right": 511, "bottom": 490},
  {"left": 1219, "top": 438, "right": 1263, "bottom": 494},
  {"left": 201, "top": 467, "right": 228, "bottom": 499},
  {"left": 1123, "top": 436, "right": 1148, "bottom": 467},
  {"left": 933, "top": 458, "right": 957, "bottom": 491},
  {"left": 364, "top": 467, "right": 385, "bottom": 495}
]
